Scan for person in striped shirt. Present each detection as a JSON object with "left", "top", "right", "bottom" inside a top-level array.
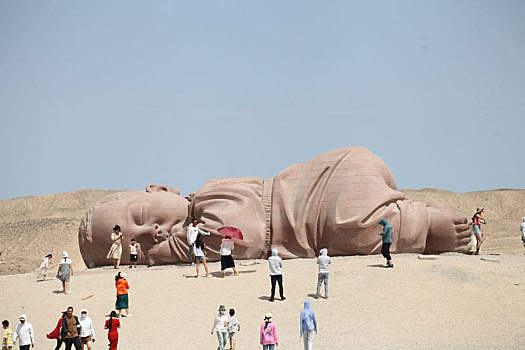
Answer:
[{"left": 2, "top": 320, "right": 13, "bottom": 350}]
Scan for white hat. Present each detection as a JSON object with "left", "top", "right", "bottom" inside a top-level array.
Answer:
[
  {"left": 62, "top": 252, "right": 68, "bottom": 258},
  {"left": 81, "top": 308, "right": 88, "bottom": 314},
  {"left": 264, "top": 313, "right": 272, "bottom": 320},
  {"left": 120, "top": 272, "right": 127, "bottom": 278},
  {"left": 19, "top": 314, "right": 26, "bottom": 321}
]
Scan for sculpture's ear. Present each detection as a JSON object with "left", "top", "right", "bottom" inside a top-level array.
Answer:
[{"left": 145, "top": 184, "right": 181, "bottom": 195}]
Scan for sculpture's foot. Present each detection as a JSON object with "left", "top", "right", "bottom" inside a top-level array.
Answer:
[{"left": 425, "top": 202, "right": 472, "bottom": 254}]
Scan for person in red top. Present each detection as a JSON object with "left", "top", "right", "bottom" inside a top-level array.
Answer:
[
  {"left": 471, "top": 208, "right": 486, "bottom": 254},
  {"left": 104, "top": 311, "right": 120, "bottom": 350},
  {"left": 115, "top": 272, "right": 131, "bottom": 318},
  {"left": 46, "top": 311, "right": 66, "bottom": 350}
]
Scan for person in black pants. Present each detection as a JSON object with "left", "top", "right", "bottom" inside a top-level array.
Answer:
[
  {"left": 61, "top": 307, "right": 81, "bottom": 350},
  {"left": 379, "top": 218, "right": 394, "bottom": 268},
  {"left": 268, "top": 249, "right": 286, "bottom": 301}
]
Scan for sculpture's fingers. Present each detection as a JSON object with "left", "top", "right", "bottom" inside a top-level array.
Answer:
[{"left": 453, "top": 216, "right": 468, "bottom": 225}]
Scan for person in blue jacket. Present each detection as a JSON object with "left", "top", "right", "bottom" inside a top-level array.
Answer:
[
  {"left": 300, "top": 299, "right": 317, "bottom": 350},
  {"left": 379, "top": 218, "right": 394, "bottom": 268}
]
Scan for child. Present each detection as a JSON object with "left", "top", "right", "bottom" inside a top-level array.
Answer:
[
  {"left": 210, "top": 305, "right": 229, "bottom": 350},
  {"left": 220, "top": 235, "right": 239, "bottom": 277},
  {"left": 37, "top": 253, "right": 52, "bottom": 280},
  {"left": 228, "top": 309, "right": 240, "bottom": 350},
  {"left": 2, "top": 320, "right": 13, "bottom": 350},
  {"left": 128, "top": 239, "right": 140, "bottom": 268},
  {"left": 260, "top": 313, "right": 278, "bottom": 350},
  {"left": 316, "top": 248, "right": 330, "bottom": 299},
  {"left": 194, "top": 233, "right": 210, "bottom": 277}
]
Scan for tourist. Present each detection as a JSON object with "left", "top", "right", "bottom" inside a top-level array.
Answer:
[
  {"left": 228, "top": 308, "right": 240, "bottom": 350},
  {"left": 107, "top": 225, "right": 124, "bottom": 269},
  {"left": 13, "top": 315, "right": 34, "bottom": 350},
  {"left": 46, "top": 311, "right": 66, "bottom": 350},
  {"left": 268, "top": 249, "right": 285, "bottom": 302},
  {"left": 2, "top": 320, "right": 13, "bottom": 350},
  {"left": 0, "top": 252, "right": 4, "bottom": 264},
  {"left": 315, "top": 248, "right": 330, "bottom": 299},
  {"left": 379, "top": 218, "right": 394, "bottom": 268},
  {"left": 128, "top": 239, "right": 140, "bottom": 268},
  {"left": 521, "top": 217, "right": 525, "bottom": 254},
  {"left": 56, "top": 252, "right": 73, "bottom": 293},
  {"left": 300, "top": 300, "right": 317, "bottom": 350},
  {"left": 115, "top": 272, "right": 131, "bottom": 317},
  {"left": 220, "top": 235, "right": 239, "bottom": 277},
  {"left": 260, "top": 313, "right": 278, "bottom": 350},
  {"left": 104, "top": 311, "right": 120, "bottom": 350},
  {"left": 37, "top": 253, "right": 52, "bottom": 281},
  {"left": 210, "top": 305, "right": 229, "bottom": 350},
  {"left": 194, "top": 233, "right": 211, "bottom": 277},
  {"left": 187, "top": 218, "right": 210, "bottom": 265},
  {"left": 471, "top": 208, "right": 486, "bottom": 255},
  {"left": 61, "top": 307, "right": 81, "bottom": 350},
  {"left": 78, "top": 309, "right": 95, "bottom": 350}
]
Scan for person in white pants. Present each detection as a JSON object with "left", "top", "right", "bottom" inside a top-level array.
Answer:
[{"left": 300, "top": 299, "right": 317, "bottom": 350}]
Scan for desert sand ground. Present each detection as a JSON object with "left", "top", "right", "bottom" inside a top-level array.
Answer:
[{"left": 1, "top": 254, "right": 525, "bottom": 349}]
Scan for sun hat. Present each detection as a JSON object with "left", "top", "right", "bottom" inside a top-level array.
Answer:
[
  {"left": 81, "top": 308, "right": 88, "bottom": 314},
  {"left": 218, "top": 305, "right": 226, "bottom": 311},
  {"left": 62, "top": 252, "right": 68, "bottom": 258},
  {"left": 19, "top": 314, "right": 26, "bottom": 321},
  {"left": 120, "top": 272, "right": 127, "bottom": 278},
  {"left": 264, "top": 312, "right": 272, "bottom": 320}
]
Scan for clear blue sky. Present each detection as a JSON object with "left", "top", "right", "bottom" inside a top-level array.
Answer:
[{"left": 1, "top": 0, "right": 523, "bottom": 200}]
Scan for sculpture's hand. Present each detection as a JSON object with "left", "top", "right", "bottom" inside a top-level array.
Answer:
[{"left": 425, "top": 202, "right": 471, "bottom": 254}]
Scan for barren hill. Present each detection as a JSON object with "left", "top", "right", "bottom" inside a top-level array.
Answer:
[{"left": 0, "top": 188, "right": 523, "bottom": 276}]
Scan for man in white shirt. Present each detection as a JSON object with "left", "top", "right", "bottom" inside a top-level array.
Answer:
[
  {"left": 186, "top": 218, "right": 210, "bottom": 265},
  {"left": 13, "top": 315, "right": 33, "bottom": 350}
]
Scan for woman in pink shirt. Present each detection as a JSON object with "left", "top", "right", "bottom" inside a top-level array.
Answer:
[{"left": 260, "top": 313, "right": 278, "bottom": 349}]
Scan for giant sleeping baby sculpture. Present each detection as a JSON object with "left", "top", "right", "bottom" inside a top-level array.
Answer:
[{"left": 79, "top": 146, "right": 471, "bottom": 267}]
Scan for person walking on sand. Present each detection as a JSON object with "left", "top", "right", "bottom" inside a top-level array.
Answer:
[
  {"left": 104, "top": 311, "right": 120, "bottom": 350},
  {"left": 37, "top": 253, "right": 52, "bottom": 281},
  {"left": 78, "top": 309, "right": 95, "bottom": 350},
  {"left": 210, "top": 305, "right": 229, "bottom": 350},
  {"left": 2, "top": 320, "right": 14, "bottom": 350},
  {"left": 268, "top": 249, "right": 285, "bottom": 302},
  {"left": 315, "top": 248, "right": 330, "bottom": 299},
  {"left": 0, "top": 252, "right": 4, "bottom": 264},
  {"left": 60, "top": 307, "right": 81, "bottom": 350},
  {"left": 379, "top": 218, "right": 394, "bottom": 268},
  {"left": 128, "top": 239, "right": 140, "bottom": 268},
  {"left": 13, "top": 315, "right": 34, "bottom": 350},
  {"left": 260, "top": 313, "right": 278, "bottom": 350},
  {"left": 521, "top": 217, "right": 525, "bottom": 255},
  {"left": 228, "top": 309, "right": 240, "bottom": 350},
  {"left": 194, "top": 233, "right": 211, "bottom": 277},
  {"left": 46, "top": 311, "right": 66, "bottom": 350},
  {"left": 471, "top": 208, "right": 486, "bottom": 255},
  {"left": 107, "top": 225, "right": 124, "bottom": 269},
  {"left": 115, "top": 272, "right": 131, "bottom": 318},
  {"left": 187, "top": 218, "right": 210, "bottom": 265},
  {"left": 220, "top": 235, "right": 239, "bottom": 277},
  {"left": 56, "top": 252, "right": 73, "bottom": 293},
  {"left": 300, "top": 300, "right": 317, "bottom": 350}
]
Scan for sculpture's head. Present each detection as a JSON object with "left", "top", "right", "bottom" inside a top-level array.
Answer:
[{"left": 79, "top": 185, "right": 190, "bottom": 268}]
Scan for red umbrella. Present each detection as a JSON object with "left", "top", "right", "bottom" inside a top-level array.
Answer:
[{"left": 217, "top": 226, "right": 244, "bottom": 240}]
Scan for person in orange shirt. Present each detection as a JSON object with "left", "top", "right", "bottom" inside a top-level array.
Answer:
[{"left": 114, "top": 272, "right": 131, "bottom": 318}]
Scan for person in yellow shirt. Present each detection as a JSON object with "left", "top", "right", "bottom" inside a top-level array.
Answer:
[{"left": 2, "top": 320, "right": 13, "bottom": 350}]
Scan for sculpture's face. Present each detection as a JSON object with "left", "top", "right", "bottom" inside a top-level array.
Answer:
[{"left": 80, "top": 190, "right": 190, "bottom": 267}]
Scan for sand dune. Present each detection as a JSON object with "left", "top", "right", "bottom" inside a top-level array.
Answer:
[{"left": 0, "top": 188, "right": 524, "bottom": 276}]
